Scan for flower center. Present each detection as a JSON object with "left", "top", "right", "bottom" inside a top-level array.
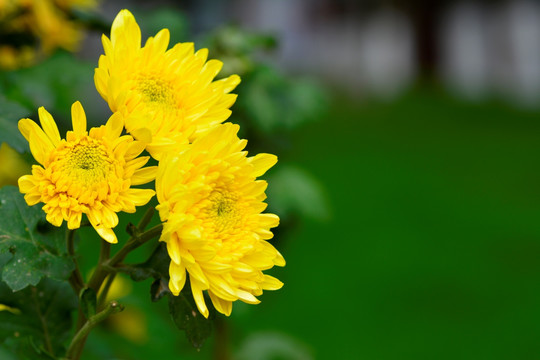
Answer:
[
  {"left": 137, "top": 76, "right": 175, "bottom": 107},
  {"left": 48, "top": 136, "right": 116, "bottom": 200},
  {"left": 207, "top": 189, "right": 240, "bottom": 232},
  {"left": 69, "top": 143, "right": 104, "bottom": 171}
]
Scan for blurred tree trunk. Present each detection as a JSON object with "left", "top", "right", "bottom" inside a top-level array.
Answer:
[{"left": 393, "top": 0, "right": 449, "bottom": 79}]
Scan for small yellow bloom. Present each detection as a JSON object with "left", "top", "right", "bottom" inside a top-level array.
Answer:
[
  {"left": 95, "top": 9, "right": 241, "bottom": 159},
  {"left": 18, "top": 101, "right": 156, "bottom": 243},
  {"left": 156, "top": 123, "right": 285, "bottom": 318},
  {"left": 0, "top": 142, "right": 30, "bottom": 187}
]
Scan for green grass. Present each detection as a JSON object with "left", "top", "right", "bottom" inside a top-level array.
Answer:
[{"left": 231, "top": 87, "right": 540, "bottom": 359}]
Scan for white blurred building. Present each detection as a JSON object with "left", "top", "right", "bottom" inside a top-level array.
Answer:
[{"left": 232, "top": 0, "right": 540, "bottom": 106}]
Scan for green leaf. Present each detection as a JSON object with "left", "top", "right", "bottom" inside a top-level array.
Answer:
[
  {"left": 0, "top": 278, "right": 77, "bottom": 357},
  {"left": 4, "top": 52, "right": 95, "bottom": 126},
  {"left": 168, "top": 286, "right": 213, "bottom": 349},
  {"left": 266, "top": 165, "right": 330, "bottom": 221},
  {"left": 116, "top": 242, "right": 170, "bottom": 282},
  {"left": 79, "top": 287, "right": 97, "bottom": 318},
  {"left": 0, "top": 337, "right": 56, "bottom": 360},
  {"left": 0, "top": 186, "right": 74, "bottom": 291},
  {"left": 0, "top": 95, "right": 31, "bottom": 153},
  {"left": 150, "top": 278, "right": 170, "bottom": 302},
  {"left": 114, "top": 240, "right": 213, "bottom": 348},
  {"left": 237, "top": 67, "right": 329, "bottom": 133}
]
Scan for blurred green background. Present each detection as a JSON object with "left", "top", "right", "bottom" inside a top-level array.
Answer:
[{"left": 3, "top": 0, "right": 540, "bottom": 359}]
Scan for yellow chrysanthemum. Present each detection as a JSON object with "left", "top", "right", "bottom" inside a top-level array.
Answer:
[
  {"left": 0, "top": 0, "right": 97, "bottom": 69},
  {"left": 156, "top": 123, "right": 285, "bottom": 318},
  {"left": 18, "top": 101, "right": 156, "bottom": 243},
  {"left": 95, "top": 9, "right": 241, "bottom": 159}
]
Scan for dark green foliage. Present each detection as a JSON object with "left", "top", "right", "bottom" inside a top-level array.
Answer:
[
  {"left": 205, "top": 25, "right": 328, "bottom": 135},
  {"left": 117, "top": 242, "right": 214, "bottom": 349},
  {"left": 0, "top": 186, "right": 74, "bottom": 291},
  {"left": 168, "top": 285, "right": 214, "bottom": 350},
  {"left": 0, "top": 95, "right": 30, "bottom": 153},
  {"left": 0, "top": 52, "right": 95, "bottom": 126},
  {"left": 117, "top": 242, "right": 170, "bottom": 282},
  {"left": 150, "top": 278, "right": 169, "bottom": 302},
  {"left": 0, "top": 278, "right": 77, "bottom": 358}
]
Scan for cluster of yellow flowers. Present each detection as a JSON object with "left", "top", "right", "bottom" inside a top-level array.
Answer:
[
  {"left": 0, "top": 0, "right": 95, "bottom": 69},
  {"left": 17, "top": 10, "right": 284, "bottom": 318}
]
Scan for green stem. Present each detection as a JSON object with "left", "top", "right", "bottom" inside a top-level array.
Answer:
[
  {"left": 71, "top": 239, "right": 111, "bottom": 358},
  {"left": 67, "top": 224, "right": 162, "bottom": 359},
  {"left": 108, "top": 224, "right": 163, "bottom": 267},
  {"left": 86, "top": 224, "right": 162, "bottom": 294},
  {"left": 97, "top": 273, "right": 116, "bottom": 309},
  {"left": 87, "top": 240, "right": 111, "bottom": 292},
  {"left": 138, "top": 206, "right": 155, "bottom": 231},
  {"left": 66, "top": 229, "right": 84, "bottom": 295},
  {"left": 214, "top": 316, "right": 230, "bottom": 360},
  {"left": 65, "top": 301, "right": 124, "bottom": 359}
]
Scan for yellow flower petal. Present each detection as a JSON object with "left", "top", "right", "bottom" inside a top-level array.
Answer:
[
  {"left": 260, "top": 275, "right": 284, "bottom": 290},
  {"left": 169, "top": 261, "right": 186, "bottom": 295},
  {"left": 166, "top": 236, "right": 182, "bottom": 265},
  {"left": 249, "top": 153, "right": 278, "bottom": 177},
  {"left": 208, "top": 291, "right": 232, "bottom": 316},
  {"left": 131, "top": 166, "right": 157, "bottom": 186},
  {"left": 104, "top": 111, "right": 124, "bottom": 140},
  {"left": 28, "top": 129, "right": 53, "bottom": 166},
  {"left": 71, "top": 101, "right": 87, "bottom": 135},
  {"left": 18, "top": 175, "right": 35, "bottom": 193},
  {"left": 110, "top": 9, "right": 141, "bottom": 50},
  {"left": 18, "top": 118, "right": 39, "bottom": 142},
  {"left": 38, "top": 107, "right": 61, "bottom": 146},
  {"left": 95, "top": 226, "right": 118, "bottom": 244},
  {"left": 191, "top": 278, "right": 209, "bottom": 319}
]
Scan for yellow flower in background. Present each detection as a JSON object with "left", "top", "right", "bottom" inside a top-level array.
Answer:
[
  {"left": 0, "top": 0, "right": 96, "bottom": 69},
  {"left": 156, "top": 123, "right": 284, "bottom": 318},
  {"left": 0, "top": 304, "right": 21, "bottom": 315},
  {"left": 54, "top": 0, "right": 97, "bottom": 9},
  {"left": 18, "top": 101, "right": 156, "bottom": 243},
  {"left": 0, "top": 45, "right": 36, "bottom": 70},
  {"left": 32, "top": 0, "right": 82, "bottom": 54},
  {"left": 95, "top": 9, "right": 241, "bottom": 160},
  {"left": 0, "top": 143, "right": 31, "bottom": 187}
]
